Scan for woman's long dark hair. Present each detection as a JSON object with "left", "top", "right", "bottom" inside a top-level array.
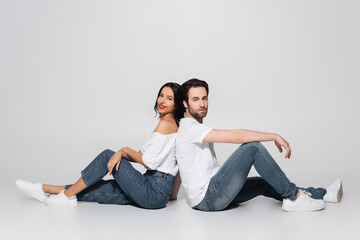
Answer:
[{"left": 154, "top": 82, "right": 185, "bottom": 126}]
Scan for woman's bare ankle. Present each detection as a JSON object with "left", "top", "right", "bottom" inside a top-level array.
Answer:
[
  {"left": 42, "top": 184, "right": 65, "bottom": 194},
  {"left": 64, "top": 189, "right": 76, "bottom": 198}
]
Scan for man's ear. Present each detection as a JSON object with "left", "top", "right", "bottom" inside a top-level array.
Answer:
[{"left": 183, "top": 100, "right": 188, "bottom": 109}]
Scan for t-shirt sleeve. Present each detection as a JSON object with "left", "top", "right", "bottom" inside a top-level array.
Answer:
[
  {"left": 142, "top": 153, "right": 157, "bottom": 170},
  {"left": 140, "top": 136, "right": 163, "bottom": 170},
  {"left": 140, "top": 134, "right": 175, "bottom": 170},
  {"left": 184, "top": 123, "right": 212, "bottom": 145}
]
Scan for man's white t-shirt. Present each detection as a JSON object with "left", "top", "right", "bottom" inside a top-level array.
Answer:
[{"left": 176, "top": 118, "right": 220, "bottom": 207}]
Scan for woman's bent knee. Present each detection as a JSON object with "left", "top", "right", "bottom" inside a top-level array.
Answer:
[
  {"left": 101, "top": 149, "right": 115, "bottom": 156},
  {"left": 98, "top": 149, "right": 115, "bottom": 167}
]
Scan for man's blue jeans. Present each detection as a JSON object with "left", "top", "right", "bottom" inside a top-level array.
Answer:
[
  {"left": 65, "top": 149, "right": 175, "bottom": 209},
  {"left": 195, "top": 142, "right": 326, "bottom": 211}
]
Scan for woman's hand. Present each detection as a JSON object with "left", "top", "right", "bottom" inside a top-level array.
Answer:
[
  {"left": 107, "top": 151, "right": 123, "bottom": 175},
  {"left": 274, "top": 134, "right": 292, "bottom": 159}
]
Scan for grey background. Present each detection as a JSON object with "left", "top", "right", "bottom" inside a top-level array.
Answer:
[{"left": 1, "top": 1, "right": 359, "bottom": 240}]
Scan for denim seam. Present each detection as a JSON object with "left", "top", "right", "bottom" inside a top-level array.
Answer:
[
  {"left": 255, "top": 145, "right": 297, "bottom": 199},
  {"left": 206, "top": 192, "right": 231, "bottom": 211},
  {"left": 115, "top": 165, "right": 150, "bottom": 207},
  {"left": 122, "top": 167, "right": 143, "bottom": 189},
  {"left": 84, "top": 192, "right": 122, "bottom": 197},
  {"left": 205, "top": 146, "right": 248, "bottom": 210},
  {"left": 215, "top": 146, "right": 246, "bottom": 185}
]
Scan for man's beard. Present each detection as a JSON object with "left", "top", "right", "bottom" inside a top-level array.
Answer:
[{"left": 188, "top": 107, "right": 207, "bottom": 120}]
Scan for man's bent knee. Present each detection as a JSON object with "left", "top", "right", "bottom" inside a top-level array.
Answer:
[{"left": 241, "top": 141, "right": 263, "bottom": 149}]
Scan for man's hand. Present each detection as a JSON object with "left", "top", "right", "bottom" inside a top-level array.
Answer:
[
  {"left": 107, "top": 151, "right": 123, "bottom": 175},
  {"left": 274, "top": 135, "right": 291, "bottom": 159}
]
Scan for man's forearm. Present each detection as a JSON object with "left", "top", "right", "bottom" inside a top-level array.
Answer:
[
  {"left": 204, "top": 128, "right": 281, "bottom": 144},
  {"left": 234, "top": 129, "right": 278, "bottom": 144}
]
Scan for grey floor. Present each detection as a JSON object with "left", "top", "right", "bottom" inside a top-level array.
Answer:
[{"left": 2, "top": 174, "right": 358, "bottom": 240}]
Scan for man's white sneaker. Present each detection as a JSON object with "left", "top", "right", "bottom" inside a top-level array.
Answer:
[
  {"left": 15, "top": 179, "right": 49, "bottom": 203},
  {"left": 282, "top": 189, "right": 325, "bottom": 212},
  {"left": 323, "top": 179, "right": 343, "bottom": 203},
  {"left": 45, "top": 190, "right": 77, "bottom": 207}
]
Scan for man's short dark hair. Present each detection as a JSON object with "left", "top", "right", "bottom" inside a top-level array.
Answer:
[{"left": 180, "top": 78, "right": 209, "bottom": 102}]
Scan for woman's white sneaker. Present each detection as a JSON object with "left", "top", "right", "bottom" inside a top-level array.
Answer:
[
  {"left": 15, "top": 179, "right": 49, "bottom": 203},
  {"left": 282, "top": 189, "right": 325, "bottom": 212},
  {"left": 323, "top": 179, "right": 343, "bottom": 203},
  {"left": 44, "top": 190, "right": 78, "bottom": 207}
]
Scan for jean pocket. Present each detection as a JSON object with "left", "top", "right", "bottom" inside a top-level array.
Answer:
[{"left": 154, "top": 178, "right": 173, "bottom": 196}]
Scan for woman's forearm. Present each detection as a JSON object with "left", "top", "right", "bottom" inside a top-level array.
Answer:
[{"left": 120, "top": 147, "right": 148, "bottom": 168}]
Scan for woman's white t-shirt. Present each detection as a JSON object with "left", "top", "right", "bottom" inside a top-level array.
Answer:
[
  {"left": 140, "top": 132, "right": 178, "bottom": 176},
  {"left": 175, "top": 118, "right": 220, "bottom": 207}
]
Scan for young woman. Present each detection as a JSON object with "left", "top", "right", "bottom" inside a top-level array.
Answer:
[{"left": 16, "top": 82, "right": 184, "bottom": 209}]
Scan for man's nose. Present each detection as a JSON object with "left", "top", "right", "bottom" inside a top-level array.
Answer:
[{"left": 199, "top": 100, "right": 205, "bottom": 107}]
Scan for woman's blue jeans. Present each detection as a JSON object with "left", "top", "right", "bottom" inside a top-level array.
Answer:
[
  {"left": 65, "top": 149, "right": 175, "bottom": 209},
  {"left": 195, "top": 142, "right": 326, "bottom": 211}
]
